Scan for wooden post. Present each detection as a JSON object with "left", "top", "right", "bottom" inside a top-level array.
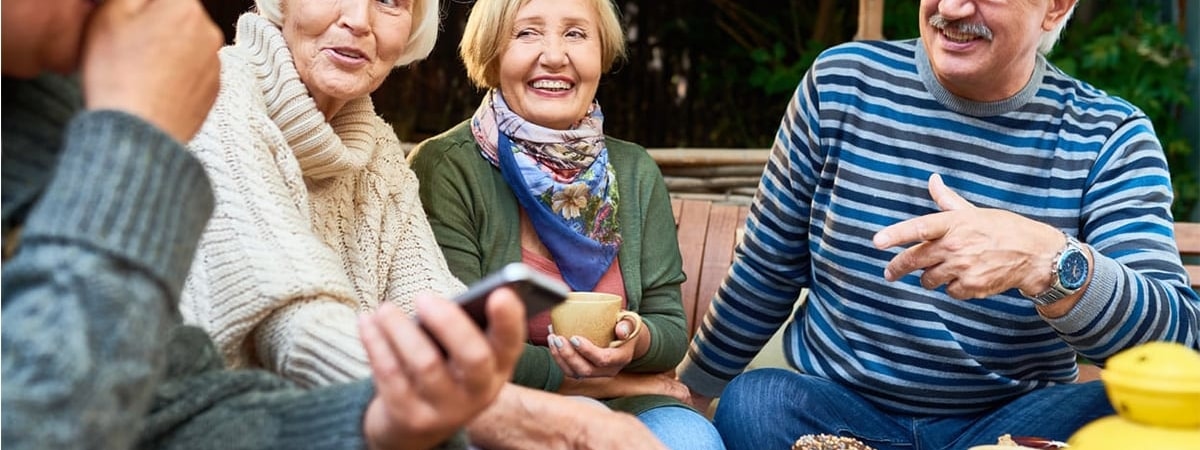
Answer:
[{"left": 854, "top": 0, "right": 885, "bottom": 41}]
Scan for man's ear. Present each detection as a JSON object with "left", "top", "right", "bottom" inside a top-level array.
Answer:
[{"left": 1042, "top": 0, "right": 1078, "bottom": 32}]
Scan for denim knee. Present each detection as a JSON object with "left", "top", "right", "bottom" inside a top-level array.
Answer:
[
  {"left": 714, "top": 368, "right": 798, "bottom": 418},
  {"left": 638, "top": 405, "right": 725, "bottom": 450}
]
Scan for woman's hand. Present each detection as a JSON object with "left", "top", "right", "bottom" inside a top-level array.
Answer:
[
  {"left": 360, "top": 289, "right": 526, "bottom": 450},
  {"left": 547, "top": 316, "right": 645, "bottom": 379},
  {"left": 557, "top": 372, "right": 689, "bottom": 402},
  {"left": 685, "top": 389, "right": 714, "bottom": 417}
]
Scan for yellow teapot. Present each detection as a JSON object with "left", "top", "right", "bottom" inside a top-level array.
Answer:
[{"left": 1068, "top": 342, "right": 1200, "bottom": 450}]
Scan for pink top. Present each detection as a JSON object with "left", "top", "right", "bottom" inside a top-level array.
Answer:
[{"left": 521, "top": 248, "right": 626, "bottom": 346}]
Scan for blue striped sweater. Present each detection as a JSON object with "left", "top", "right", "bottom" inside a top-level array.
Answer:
[{"left": 677, "top": 39, "right": 1200, "bottom": 415}]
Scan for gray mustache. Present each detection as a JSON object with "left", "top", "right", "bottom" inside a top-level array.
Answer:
[{"left": 929, "top": 14, "right": 994, "bottom": 41}]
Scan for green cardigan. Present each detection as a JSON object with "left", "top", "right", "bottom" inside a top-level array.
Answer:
[{"left": 409, "top": 120, "right": 688, "bottom": 415}]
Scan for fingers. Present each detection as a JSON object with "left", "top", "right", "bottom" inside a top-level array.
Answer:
[
  {"left": 365, "top": 302, "right": 456, "bottom": 400},
  {"left": 650, "top": 373, "right": 691, "bottom": 402},
  {"left": 918, "top": 263, "right": 950, "bottom": 291},
  {"left": 910, "top": 258, "right": 1013, "bottom": 299},
  {"left": 359, "top": 305, "right": 414, "bottom": 399},
  {"left": 614, "top": 317, "right": 637, "bottom": 340},
  {"left": 873, "top": 213, "right": 952, "bottom": 250},
  {"left": 876, "top": 176, "right": 1052, "bottom": 299},
  {"left": 359, "top": 304, "right": 444, "bottom": 441},
  {"left": 874, "top": 174, "right": 973, "bottom": 250},
  {"left": 360, "top": 297, "right": 515, "bottom": 449},
  {"left": 548, "top": 333, "right": 597, "bottom": 378},
  {"left": 83, "top": 0, "right": 222, "bottom": 143},
  {"left": 483, "top": 287, "right": 526, "bottom": 375},
  {"left": 547, "top": 333, "right": 588, "bottom": 378},
  {"left": 928, "top": 173, "right": 974, "bottom": 212},
  {"left": 547, "top": 331, "right": 633, "bottom": 379},
  {"left": 415, "top": 295, "right": 495, "bottom": 387},
  {"left": 883, "top": 241, "right": 942, "bottom": 281}
]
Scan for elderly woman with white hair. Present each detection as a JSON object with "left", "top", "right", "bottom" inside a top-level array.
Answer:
[
  {"left": 180, "top": 2, "right": 680, "bottom": 449},
  {"left": 179, "top": 0, "right": 522, "bottom": 435}
]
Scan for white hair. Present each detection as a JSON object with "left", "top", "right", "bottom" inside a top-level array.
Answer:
[
  {"left": 254, "top": 0, "right": 439, "bottom": 66},
  {"left": 1038, "top": 2, "right": 1077, "bottom": 55}
]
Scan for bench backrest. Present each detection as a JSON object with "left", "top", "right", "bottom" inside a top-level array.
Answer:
[
  {"left": 1176, "top": 222, "right": 1200, "bottom": 290},
  {"left": 671, "top": 198, "right": 750, "bottom": 339}
]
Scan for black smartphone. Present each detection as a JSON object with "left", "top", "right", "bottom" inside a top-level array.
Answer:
[{"left": 452, "top": 262, "right": 570, "bottom": 330}]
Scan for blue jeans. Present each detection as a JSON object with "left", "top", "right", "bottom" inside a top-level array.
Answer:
[
  {"left": 713, "top": 368, "right": 1113, "bottom": 450},
  {"left": 639, "top": 405, "right": 726, "bottom": 450}
]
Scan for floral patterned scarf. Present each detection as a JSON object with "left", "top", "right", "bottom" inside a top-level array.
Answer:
[{"left": 470, "top": 90, "right": 620, "bottom": 291}]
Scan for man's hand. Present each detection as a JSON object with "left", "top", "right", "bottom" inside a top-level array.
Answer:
[
  {"left": 82, "top": 0, "right": 222, "bottom": 144},
  {"left": 360, "top": 289, "right": 526, "bottom": 450},
  {"left": 872, "top": 173, "right": 1065, "bottom": 300}
]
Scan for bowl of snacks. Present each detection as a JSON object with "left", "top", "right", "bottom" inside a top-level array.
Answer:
[
  {"left": 792, "top": 434, "right": 875, "bottom": 450},
  {"left": 969, "top": 434, "right": 1068, "bottom": 449}
]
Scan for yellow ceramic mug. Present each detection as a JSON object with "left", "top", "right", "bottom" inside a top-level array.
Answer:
[{"left": 549, "top": 292, "right": 642, "bottom": 348}]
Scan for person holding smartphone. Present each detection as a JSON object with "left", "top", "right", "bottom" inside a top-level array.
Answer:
[
  {"left": 1, "top": 0, "right": 526, "bottom": 448},
  {"left": 157, "top": 0, "right": 672, "bottom": 448}
]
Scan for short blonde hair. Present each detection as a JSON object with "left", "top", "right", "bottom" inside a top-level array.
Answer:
[
  {"left": 255, "top": 0, "right": 438, "bottom": 66},
  {"left": 460, "top": 0, "right": 627, "bottom": 89}
]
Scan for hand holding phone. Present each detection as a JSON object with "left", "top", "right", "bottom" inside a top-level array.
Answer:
[{"left": 452, "top": 262, "right": 570, "bottom": 329}]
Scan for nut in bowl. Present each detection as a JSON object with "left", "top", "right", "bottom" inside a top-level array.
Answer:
[
  {"left": 791, "top": 434, "right": 875, "bottom": 450},
  {"left": 969, "top": 434, "right": 1069, "bottom": 449}
]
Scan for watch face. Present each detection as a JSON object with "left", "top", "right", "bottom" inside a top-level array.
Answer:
[{"left": 1059, "top": 247, "right": 1089, "bottom": 289}]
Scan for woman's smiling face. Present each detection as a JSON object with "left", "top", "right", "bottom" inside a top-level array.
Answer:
[{"left": 497, "top": 0, "right": 603, "bottom": 130}]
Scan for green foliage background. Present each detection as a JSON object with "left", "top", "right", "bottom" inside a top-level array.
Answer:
[
  {"left": 195, "top": 0, "right": 1196, "bottom": 283},
  {"left": 1049, "top": 4, "right": 1197, "bottom": 221},
  {"left": 347, "top": 0, "right": 1198, "bottom": 219},
  {"left": 735, "top": 0, "right": 1197, "bottom": 219}
]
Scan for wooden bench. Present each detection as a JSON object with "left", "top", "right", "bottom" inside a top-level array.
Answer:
[
  {"left": 671, "top": 198, "right": 751, "bottom": 339},
  {"left": 1176, "top": 222, "right": 1200, "bottom": 290}
]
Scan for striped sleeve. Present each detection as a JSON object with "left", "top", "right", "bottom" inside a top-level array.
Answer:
[
  {"left": 1049, "top": 113, "right": 1199, "bottom": 356},
  {"left": 679, "top": 39, "right": 1199, "bottom": 413}
]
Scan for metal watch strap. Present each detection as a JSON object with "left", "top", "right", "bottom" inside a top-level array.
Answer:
[{"left": 1021, "top": 233, "right": 1080, "bottom": 306}]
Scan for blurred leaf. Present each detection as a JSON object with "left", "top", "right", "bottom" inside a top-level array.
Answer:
[{"left": 1051, "top": 4, "right": 1195, "bottom": 219}]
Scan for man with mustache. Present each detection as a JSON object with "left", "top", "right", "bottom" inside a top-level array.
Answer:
[{"left": 677, "top": 1, "right": 1200, "bottom": 449}]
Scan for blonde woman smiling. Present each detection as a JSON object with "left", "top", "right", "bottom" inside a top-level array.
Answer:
[{"left": 409, "top": 0, "right": 725, "bottom": 448}]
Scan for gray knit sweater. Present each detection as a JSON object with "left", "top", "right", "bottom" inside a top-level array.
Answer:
[{"left": 0, "top": 74, "right": 459, "bottom": 449}]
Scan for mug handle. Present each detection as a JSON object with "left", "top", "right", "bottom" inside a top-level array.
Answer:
[{"left": 608, "top": 311, "right": 643, "bottom": 348}]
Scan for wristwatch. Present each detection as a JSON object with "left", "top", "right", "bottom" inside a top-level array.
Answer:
[{"left": 1021, "top": 234, "right": 1089, "bottom": 306}]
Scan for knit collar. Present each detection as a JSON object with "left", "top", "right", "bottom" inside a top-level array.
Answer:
[
  {"left": 234, "top": 13, "right": 376, "bottom": 179},
  {"left": 914, "top": 39, "right": 1044, "bottom": 117}
]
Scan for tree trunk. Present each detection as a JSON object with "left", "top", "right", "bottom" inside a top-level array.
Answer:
[{"left": 854, "top": 0, "right": 886, "bottom": 40}]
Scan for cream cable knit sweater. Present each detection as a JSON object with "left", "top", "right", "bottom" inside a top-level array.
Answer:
[{"left": 182, "top": 14, "right": 466, "bottom": 388}]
